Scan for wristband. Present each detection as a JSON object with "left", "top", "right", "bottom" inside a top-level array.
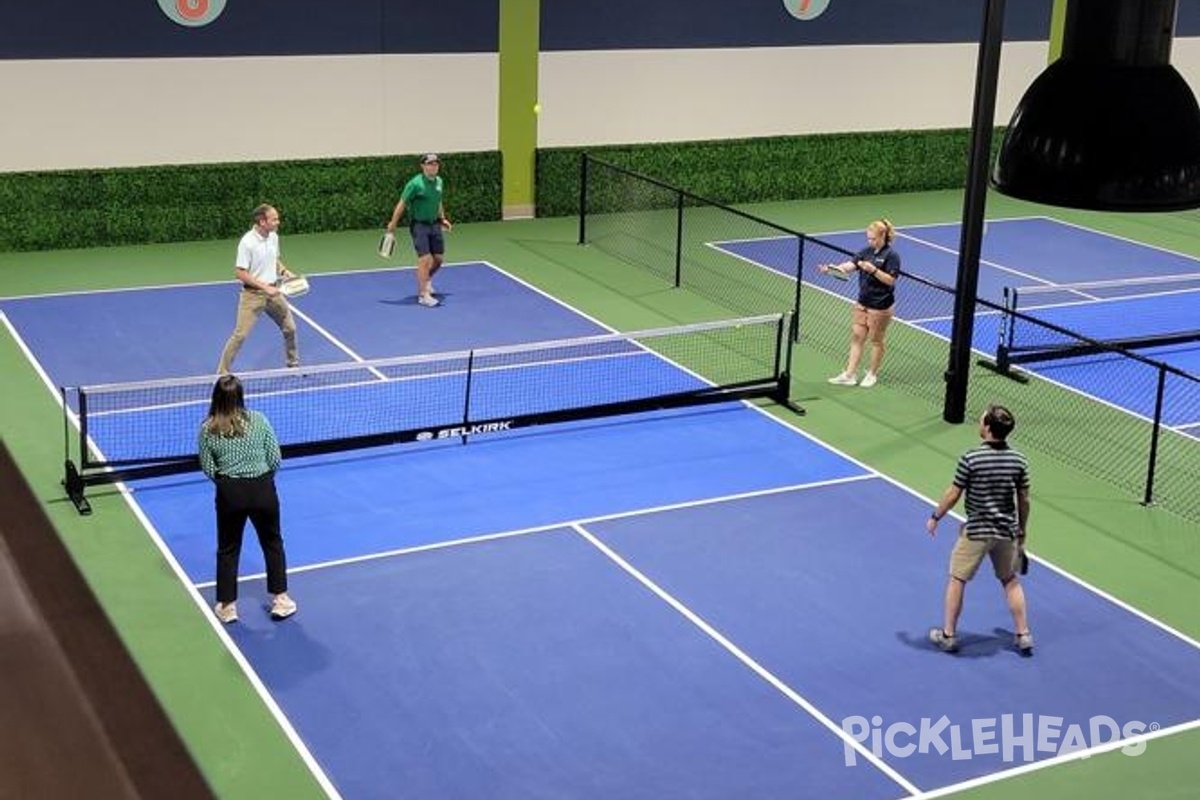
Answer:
[{"left": 930, "top": 513, "right": 941, "bottom": 521}]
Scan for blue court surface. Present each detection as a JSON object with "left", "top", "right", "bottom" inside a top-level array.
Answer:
[
  {"left": 5, "top": 258, "right": 1200, "bottom": 799},
  {"left": 716, "top": 217, "right": 1200, "bottom": 438}
]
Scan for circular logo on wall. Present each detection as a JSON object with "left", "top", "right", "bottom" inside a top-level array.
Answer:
[
  {"left": 782, "top": 0, "right": 832, "bottom": 21},
  {"left": 157, "top": 0, "right": 227, "bottom": 27}
]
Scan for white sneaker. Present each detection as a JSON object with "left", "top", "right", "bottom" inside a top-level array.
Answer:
[
  {"left": 214, "top": 601, "right": 238, "bottom": 624},
  {"left": 270, "top": 593, "right": 297, "bottom": 620},
  {"left": 417, "top": 294, "right": 440, "bottom": 308},
  {"left": 827, "top": 372, "right": 857, "bottom": 386},
  {"left": 859, "top": 372, "right": 878, "bottom": 388}
]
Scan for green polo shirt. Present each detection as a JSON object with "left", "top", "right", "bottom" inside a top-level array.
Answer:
[{"left": 401, "top": 173, "right": 444, "bottom": 224}]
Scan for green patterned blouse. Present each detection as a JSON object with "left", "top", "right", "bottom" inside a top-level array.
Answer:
[{"left": 198, "top": 409, "right": 282, "bottom": 479}]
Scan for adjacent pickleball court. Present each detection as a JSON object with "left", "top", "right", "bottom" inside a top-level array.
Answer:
[{"left": 715, "top": 218, "right": 1200, "bottom": 434}]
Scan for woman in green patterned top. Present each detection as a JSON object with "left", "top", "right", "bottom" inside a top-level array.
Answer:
[{"left": 199, "top": 374, "right": 296, "bottom": 624}]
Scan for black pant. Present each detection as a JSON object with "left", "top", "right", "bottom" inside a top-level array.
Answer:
[{"left": 214, "top": 474, "right": 287, "bottom": 604}]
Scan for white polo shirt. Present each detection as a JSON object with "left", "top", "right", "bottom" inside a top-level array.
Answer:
[{"left": 236, "top": 228, "right": 281, "bottom": 285}]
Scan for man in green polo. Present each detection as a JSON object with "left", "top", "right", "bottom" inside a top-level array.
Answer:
[{"left": 384, "top": 153, "right": 453, "bottom": 307}]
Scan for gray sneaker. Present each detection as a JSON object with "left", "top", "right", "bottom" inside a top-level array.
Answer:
[
  {"left": 1014, "top": 630, "right": 1034, "bottom": 656},
  {"left": 928, "top": 627, "right": 959, "bottom": 653},
  {"left": 827, "top": 372, "right": 857, "bottom": 386},
  {"left": 417, "top": 293, "right": 440, "bottom": 308}
]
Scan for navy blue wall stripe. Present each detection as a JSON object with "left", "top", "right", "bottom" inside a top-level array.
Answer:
[
  {"left": 3, "top": 1, "right": 1199, "bottom": 60},
  {"left": 0, "top": 0, "right": 498, "bottom": 59},
  {"left": 542, "top": 0, "right": 1055, "bottom": 51}
]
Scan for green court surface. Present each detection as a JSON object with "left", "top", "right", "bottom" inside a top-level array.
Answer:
[{"left": 2, "top": 189, "right": 1198, "bottom": 799}]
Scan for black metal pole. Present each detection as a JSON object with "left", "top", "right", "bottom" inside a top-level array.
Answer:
[
  {"left": 577, "top": 153, "right": 589, "bottom": 245},
  {"left": 674, "top": 190, "right": 684, "bottom": 288},
  {"left": 1142, "top": 366, "right": 1168, "bottom": 506},
  {"left": 944, "top": 0, "right": 1007, "bottom": 423},
  {"left": 791, "top": 235, "right": 805, "bottom": 342}
]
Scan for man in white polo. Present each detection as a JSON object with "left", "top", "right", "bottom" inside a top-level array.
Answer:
[{"left": 216, "top": 204, "right": 299, "bottom": 374}]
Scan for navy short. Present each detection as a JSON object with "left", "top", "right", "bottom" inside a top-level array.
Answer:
[{"left": 410, "top": 221, "right": 445, "bottom": 256}]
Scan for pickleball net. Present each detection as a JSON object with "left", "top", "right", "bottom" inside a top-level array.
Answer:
[
  {"left": 61, "top": 313, "right": 797, "bottom": 513},
  {"left": 997, "top": 273, "right": 1200, "bottom": 368}
]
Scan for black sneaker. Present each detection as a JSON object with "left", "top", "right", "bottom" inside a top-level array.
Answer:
[{"left": 928, "top": 627, "right": 959, "bottom": 653}]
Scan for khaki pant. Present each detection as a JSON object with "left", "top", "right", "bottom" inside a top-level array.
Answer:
[
  {"left": 217, "top": 289, "right": 298, "bottom": 374},
  {"left": 949, "top": 528, "right": 1019, "bottom": 582}
]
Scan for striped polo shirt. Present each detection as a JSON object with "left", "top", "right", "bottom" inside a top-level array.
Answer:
[
  {"left": 198, "top": 410, "right": 282, "bottom": 479},
  {"left": 953, "top": 441, "right": 1030, "bottom": 540}
]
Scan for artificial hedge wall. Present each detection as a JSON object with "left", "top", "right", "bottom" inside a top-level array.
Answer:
[
  {"left": 0, "top": 130, "right": 997, "bottom": 252},
  {"left": 536, "top": 128, "right": 999, "bottom": 217},
  {"left": 0, "top": 151, "right": 502, "bottom": 253}
]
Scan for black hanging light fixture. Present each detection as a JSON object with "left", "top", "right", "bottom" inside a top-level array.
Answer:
[{"left": 992, "top": 0, "right": 1200, "bottom": 211}]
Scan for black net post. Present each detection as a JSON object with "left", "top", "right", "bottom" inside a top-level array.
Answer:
[
  {"left": 673, "top": 190, "right": 684, "bottom": 288},
  {"left": 577, "top": 152, "right": 589, "bottom": 245},
  {"left": 1143, "top": 366, "right": 1169, "bottom": 506},
  {"left": 791, "top": 235, "right": 805, "bottom": 343}
]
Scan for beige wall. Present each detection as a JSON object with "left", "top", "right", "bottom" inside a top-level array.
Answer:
[
  {"left": 0, "top": 54, "right": 498, "bottom": 171},
  {"left": 3, "top": 39, "right": 1198, "bottom": 171},
  {"left": 538, "top": 42, "right": 1050, "bottom": 146}
]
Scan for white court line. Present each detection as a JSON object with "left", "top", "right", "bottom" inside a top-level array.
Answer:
[
  {"left": 286, "top": 303, "right": 386, "bottom": 380},
  {"left": 1038, "top": 216, "right": 1200, "bottom": 267},
  {"left": 702, "top": 238, "right": 805, "bottom": 283},
  {"left": 571, "top": 519, "right": 924, "bottom": 797},
  {"left": 0, "top": 260, "right": 472, "bottom": 301},
  {"left": 196, "top": 474, "right": 878, "bottom": 587},
  {"left": 906, "top": 307, "right": 1003, "bottom": 326},
  {"left": 1015, "top": 285, "right": 1200, "bottom": 314},
  {"left": 908, "top": 717, "right": 1200, "bottom": 800},
  {"left": 802, "top": 215, "right": 1042, "bottom": 241},
  {"left": 895, "top": 230, "right": 1058, "bottom": 288},
  {"left": 0, "top": 311, "right": 344, "bottom": 800}
]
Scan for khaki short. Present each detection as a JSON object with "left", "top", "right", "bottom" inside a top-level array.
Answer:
[
  {"left": 852, "top": 304, "right": 894, "bottom": 343},
  {"left": 949, "top": 528, "right": 1019, "bottom": 582}
]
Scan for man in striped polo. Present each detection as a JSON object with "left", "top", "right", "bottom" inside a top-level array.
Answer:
[{"left": 926, "top": 405, "right": 1033, "bottom": 656}]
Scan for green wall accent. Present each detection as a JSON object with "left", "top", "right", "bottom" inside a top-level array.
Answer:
[
  {"left": 498, "top": 0, "right": 541, "bottom": 217},
  {"left": 1049, "top": 0, "right": 1068, "bottom": 62}
]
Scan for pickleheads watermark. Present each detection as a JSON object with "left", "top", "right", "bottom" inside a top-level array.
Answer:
[{"left": 841, "top": 714, "right": 1158, "bottom": 766}]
